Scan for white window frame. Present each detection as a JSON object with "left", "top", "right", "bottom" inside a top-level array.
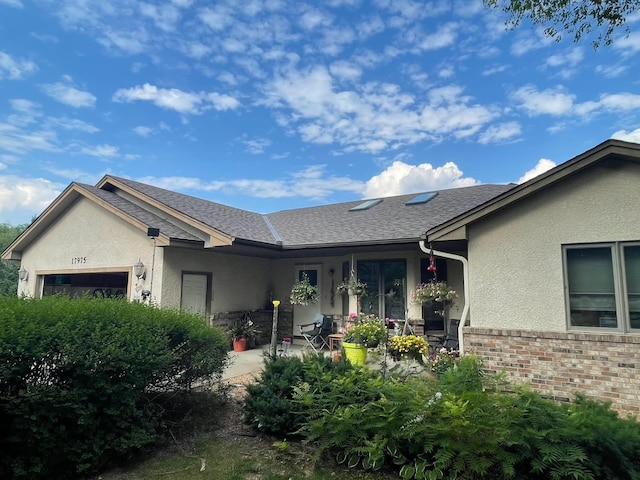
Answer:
[{"left": 563, "top": 242, "right": 640, "bottom": 333}]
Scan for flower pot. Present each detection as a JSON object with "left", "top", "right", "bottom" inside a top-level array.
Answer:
[
  {"left": 233, "top": 337, "right": 248, "bottom": 352},
  {"left": 343, "top": 342, "right": 367, "bottom": 365}
]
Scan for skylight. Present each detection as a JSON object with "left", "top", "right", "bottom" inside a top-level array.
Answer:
[
  {"left": 405, "top": 192, "right": 437, "bottom": 205},
  {"left": 349, "top": 199, "right": 382, "bottom": 211}
]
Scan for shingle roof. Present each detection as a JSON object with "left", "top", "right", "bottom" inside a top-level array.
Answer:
[
  {"left": 106, "top": 176, "right": 277, "bottom": 244},
  {"left": 101, "top": 176, "right": 515, "bottom": 248},
  {"left": 266, "top": 184, "right": 515, "bottom": 247},
  {"left": 80, "top": 184, "right": 203, "bottom": 242}
]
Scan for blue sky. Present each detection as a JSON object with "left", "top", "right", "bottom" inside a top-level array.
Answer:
[{"left": 1, "top": 0, "right": 640, "bottom": 225}]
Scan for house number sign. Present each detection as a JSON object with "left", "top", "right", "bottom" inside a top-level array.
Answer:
[{"left": 71, "top": 256, "right": 87, "bottom": 265}]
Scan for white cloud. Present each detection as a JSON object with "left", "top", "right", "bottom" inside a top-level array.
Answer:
[
  {"left": 545, "top": 47, "right": 584, "bottom": 69},
  {"left": 45, "top": 117, "right": 99, "bottom": 133},
  {"left": 511, "top": 85, "right": 575, "bottom": 116},
  {"left": 416, "top": 22, "right": 458, "bottom": 51},
  {"left": 611, "top": 127, "right": 640, "bottom": 143},
  {"left": 263, "top": 66, "right": 497, "bottom": 153},
  {"left": 0, "top": 51, "right": 37, "bottom": 79},
  {"left": 518, "top": 158, "right": 556, "bottom": 183},
  {"left": 139, "top": 3, "right": 181, "bottom": 32},
  {"left": 298, "top": 6, "right": 332, "bottom": 31},
  {"left": 98, "top": 28, "right": 150, "bottom": 55},
  {"left": 113, "top": 83, "right": 240, "bottom": 114},
  {"left": 0, "top": 123, "right": 58, "bottom": 154},
  {"left": 329, "top": 60, "right": 362, "bottom": 81},
  {"left": 242, "top": 137, "right": 271, "bottom": 154},
  {"left": 613, "top": 31, "right": 640, "bottom": 55},
  {"left": 138, "top": 165, "right": 363, "bottom": 200},
  {"left": 41, "top": 81, "right": 97, "bottom": 108},
  {"left": 0, "top": 0, "right": 23, "bottom": 8},
  {"left": 133, "top": 126, "right": 153, "bottom": 137},
  {"left": 80, "top": 144, "right": 119, "bottom": 158},
  {"left": 0, "top": 175, "right": 63, "bottom": 225},
  {"left": 364, "top": 160, "right": 479, "bottom": 197},
  {"left": 478, "top": 122, "right": 521, "bottom": 144},
  {"left": 594, "top": 63, "right": 627, "bottom": 78},
  {"left": 574, "top": 93, "right": 640, "bottom": 117}
]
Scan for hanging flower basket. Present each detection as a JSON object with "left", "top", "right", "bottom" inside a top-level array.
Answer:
[
  {"left": 336, "top": 276, "right": 367, "bottom": 297},
  {"left": 289, "top": 272, "right": 319, "bottom": 306},
  {"left": 410, "top": 281, "right": 458, "bottom": 305}
]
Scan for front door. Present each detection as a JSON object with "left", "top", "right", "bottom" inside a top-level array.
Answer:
[
  {"left": 293, "top": 265, "right": 322, "bottom": 335},
  {"left": 181, "top": 273, "right": 208, "bottom": 317}
]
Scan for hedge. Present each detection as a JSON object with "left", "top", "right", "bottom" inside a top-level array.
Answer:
[{"left": 0, "top": 295, "right": 229, "bottom": 479}]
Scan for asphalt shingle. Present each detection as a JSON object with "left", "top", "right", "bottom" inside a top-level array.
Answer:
[{"left": 100, "top": 177, "right": 515, "bottom": 248}]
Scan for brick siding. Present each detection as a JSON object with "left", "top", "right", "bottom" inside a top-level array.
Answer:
[{"left": 466, "top": 327, "right": 640, "bottom": 417}]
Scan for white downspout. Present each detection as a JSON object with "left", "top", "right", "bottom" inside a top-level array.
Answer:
[{"left": 419, "top": 241, "right": 469, "bottom": 355}]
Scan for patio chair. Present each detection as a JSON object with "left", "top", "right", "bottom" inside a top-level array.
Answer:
[
  {"left": 299, "top": 314, "right": 333, "bottom": 353},
  {"left": 427, "top": 318, "right": 460, "bottom": 354}
]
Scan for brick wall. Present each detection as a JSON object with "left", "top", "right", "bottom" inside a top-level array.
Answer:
[{"left": 466, "top": 327, "right": 640, "bottom": 417}]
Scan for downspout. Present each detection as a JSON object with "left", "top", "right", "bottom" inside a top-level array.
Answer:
[{"left": 419, "top": 240, "right": 469, "bottom": 355}]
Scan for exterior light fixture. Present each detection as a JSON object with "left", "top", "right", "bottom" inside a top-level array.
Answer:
[
  {"left": 18, "top": 267, "right": 28, "bottom": 282},
  {"left": 133, "top": 260, "right": 146, "bottom": 280}
]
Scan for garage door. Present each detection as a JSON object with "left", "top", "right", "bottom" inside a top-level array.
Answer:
[{"left": 42, "top": 272, "right": 128, "bottom": 298}]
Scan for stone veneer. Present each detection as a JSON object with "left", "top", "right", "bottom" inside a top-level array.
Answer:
[
  {"left": 466, "top": 327, "right": 640, "bottom": 417},
  {"left": 211, "top": 303, "right": 294, "bottom": 347}
]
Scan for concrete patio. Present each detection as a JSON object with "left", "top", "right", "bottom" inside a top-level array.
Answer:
[{"left": 222, "top": 342, "right": 307, "bottom": 380}]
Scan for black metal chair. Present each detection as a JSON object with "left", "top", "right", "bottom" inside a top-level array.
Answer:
[
  {"left": 299, "top": 314, "right": 333, "bottom": 353},
  {"left": 427, "top": 318, "right": 460, "bottom": 354}
]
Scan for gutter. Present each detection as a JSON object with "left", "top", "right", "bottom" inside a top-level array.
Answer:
[{"left": 418, "top": 240, "right": 469, "bottom": 355}]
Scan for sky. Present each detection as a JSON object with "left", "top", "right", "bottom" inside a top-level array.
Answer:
[{"left": 1, "top": 0, "right": 640, "bottom": 226}]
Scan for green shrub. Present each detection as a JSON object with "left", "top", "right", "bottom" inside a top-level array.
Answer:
[
  {"left": 0, "top": 295, "right": 229, "bottom": 479},
  {"left": 243, "top": 353, "right": 359, "bottom": 436},
  {"left": 290, "top": 354, "right": 640, "bottom": 480}
]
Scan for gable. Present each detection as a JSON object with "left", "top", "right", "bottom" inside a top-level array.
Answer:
[{"left": 426, "top": 139, "right": 640, "bottom": 243}]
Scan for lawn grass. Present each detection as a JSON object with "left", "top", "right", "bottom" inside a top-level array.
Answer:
[
  {"left": 102, "top": 434, "right": 396, "bottom": 479},
  {"left": 95, "top": 388, "right": 396, "bottom": 480}
]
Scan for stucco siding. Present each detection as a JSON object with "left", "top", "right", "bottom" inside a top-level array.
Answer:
[
  {"left": 162, "top": 248, "right": 272, "bottom": 312},
  {"left": 18, "top": 198, "right": 153, "bottom": 299},
  {"left": 468, "top": 160, "right": 640, "bottom": 332}
]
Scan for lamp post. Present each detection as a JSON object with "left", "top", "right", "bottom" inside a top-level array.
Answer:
[{"left": 270, "top": 300, "right": 280, "bottom": 358}]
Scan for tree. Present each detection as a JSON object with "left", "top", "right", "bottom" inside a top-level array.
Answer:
[
  {"left": 484, "top": 0, "right": 640, "bottom": 49},
  {"left": 0, "top": 223, "right": 28, "bottom": 296}
]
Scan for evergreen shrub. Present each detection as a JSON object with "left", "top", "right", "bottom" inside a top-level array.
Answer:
[
  {"left": 0, "top": 295, "right": 228, "bottom": 479},
  {"left": 243, "top": 353, "right": 359, "bottom": 436}
]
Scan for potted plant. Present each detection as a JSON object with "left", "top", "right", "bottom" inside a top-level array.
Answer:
[
  {"left": 229, "top": 317, "right": 259, "bottom": 352},
  {"left": 387, "top": 334, "right": 429, "bottom": 363},
  {"left": 336, "top": 275, "right": 367, "bottom": 297},
  {"left": 289, "top": 272, "right": 319, "bottom": 306},
  {"left": 342, "top": 313, "right": 387, "bottom": 365}
]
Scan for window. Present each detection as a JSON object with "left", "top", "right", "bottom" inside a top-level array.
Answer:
[
  {"left": 349, "top": 199, "right": 382, "bottom": 211},
  {"left": 357, "top": 260, "right": 406, "bottom": 319},
  {"left": 564, "top": 243, "right": 640, "bottom": 330},
  {"left": 405, "top": 192, "right": 437, "bottom": 205}
]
